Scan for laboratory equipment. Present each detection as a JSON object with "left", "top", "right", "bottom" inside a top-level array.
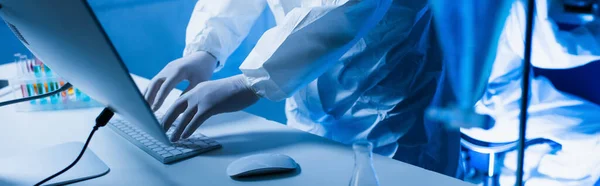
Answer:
[
  {"left": 108, "top": 113, "right": 221, "bottom": 164},
  {"left": 427, "top": 0, "right": 600, "bottom": 185},
  {"left": 429, "top": 0, "right": 530, "bottom": 185},
  {"left": 427, "top": 0, "right": 513, "bottom": 129},
  {"left": 8, "top": 54, "right": 101, "bottom": 111},
  {"left": 458, "top": 0, "right": 600, "bottom": 185},
  {"left": 0, "top": 0, "right": 220, "bottom": 162},
  {"left": 460, "top": 136, "right": 562, "bottom": 185},
  {"left": 226, "top": 153, "right": 299, "bottom": 177},
  {"left": 349, "top": 141, "right": 379, "bottom": 186}
]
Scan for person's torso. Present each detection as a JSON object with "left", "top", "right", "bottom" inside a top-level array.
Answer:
[{"left": 272, "top": 0, "right": 443, "bottom": 156}]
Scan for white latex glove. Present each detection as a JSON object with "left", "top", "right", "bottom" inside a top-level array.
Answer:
[
  {"left": 161, "top": 74, "right": 259, "bottom": 142},
  {"left": 426, "top": 106, "right": 494, "bottom": 129},
  {"left": 144, "top": 51, "right": 218, "bottom": 111}
]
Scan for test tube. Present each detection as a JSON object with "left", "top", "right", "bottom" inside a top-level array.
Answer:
[
  {"left": 37, "top": 81, "right": 47, "bottom": 104},
  {"left": 59, "top": 81, "right": 67, "bottom": 100},
  {"left": 36, "top": 58, "right": 46, "bottom": 77},
  {"left": 14, "top": 53, "right": 23, "bottom": 75},
  {"left": 29, "top": 82, "right": 36, "bottom": 104},
  {"left": 19, "top": 55, "right": 29, "bottom": 74},
  {"left": 33, "top": 62, "right": 41, "bottom": 77},
  {"left": 20, "top": 84, "right": 27, "bottom": 98},
  {"left": 68, "top": 87, "right": 75, "bottom": 98},
  {"left": 19, "top": 54, "right": 29, "bottom": 75},
  {"left": 28, "top": 59, "right": 34, "bottom": 75},
  {"left": 40, "top": 62, "right": 45, "bottom": 75},
  {"left": 44, "top": 64, "right": 52, "bottom": 76},
  {"left": 75, "top": 88, "right": 82, "bottom": 101},
  {"left": 69, "top": 88, "right": 76, "bottom": 102},
  {"left": 49, "top": 81, "right": 58, "bottom": 104}
]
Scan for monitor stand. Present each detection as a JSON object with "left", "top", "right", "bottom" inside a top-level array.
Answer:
[
  {"left": 0, "top": 79, "right": 7, "bottom": 89},
  {"left": 0, "top": 142, "right": 109, "bottom": 185}
]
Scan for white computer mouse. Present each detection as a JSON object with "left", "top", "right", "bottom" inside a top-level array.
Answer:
[{"left": 226, "top": 153, "right": 299, "bottom": 177}]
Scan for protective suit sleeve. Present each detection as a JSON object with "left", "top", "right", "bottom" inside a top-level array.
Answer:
[
  {"left": 239, "top": 0, "right": 393, "bottom": 101},
  {"left": 183, "top": 0, "right": 267, "bottom": 71},
  {"left": 503, "top": 0, "right": 600, "bottom": 69}
]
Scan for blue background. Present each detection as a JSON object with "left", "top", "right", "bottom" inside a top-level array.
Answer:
[{"left": 0, "top": 0, "right": 286, "bottom": 123}]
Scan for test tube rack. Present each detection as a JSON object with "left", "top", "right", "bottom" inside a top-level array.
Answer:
[{"left": 9, "top": 54, "right": 102, "bottom": 111}]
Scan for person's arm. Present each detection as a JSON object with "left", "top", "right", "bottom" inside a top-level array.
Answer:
[
  {"left": 183, "top": 0, "right": 267, "bottom": 71},
  {"left": 162, "top": 0, "right": 393, "bottom": 141},
  {"left": 239, "top": 0, "right": 393, "bottom": 101},
  {"left": 145, "top": 0, "right": 267, "bottom": 110}
]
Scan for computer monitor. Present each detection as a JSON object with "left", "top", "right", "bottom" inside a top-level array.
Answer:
[{"left": 0, "top": 0, "right": 171, "bottom": 145}]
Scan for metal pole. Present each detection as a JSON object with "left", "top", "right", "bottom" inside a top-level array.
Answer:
[{"left": 516, "top": 0, "right": 535, "bottom": 185}]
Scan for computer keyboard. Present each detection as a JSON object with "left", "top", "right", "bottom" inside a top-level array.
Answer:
[{"left": 107, "top": 113, "right": 221, "bottom": 164}]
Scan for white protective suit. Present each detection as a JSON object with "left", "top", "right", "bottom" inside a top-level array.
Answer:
[
  {"left": 183, "top": 0, "right": 450, "bottom": 175},
  {"left": 464, "top": 0, "right": 600, "bottom": 185}
]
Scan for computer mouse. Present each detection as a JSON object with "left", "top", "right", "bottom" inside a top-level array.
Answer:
[{"left": 226, "top": 153, "right": 298, "bottom": 177}]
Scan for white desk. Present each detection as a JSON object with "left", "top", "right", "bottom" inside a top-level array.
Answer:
[{"left": 0, "top": 63, "right": 472, "bottom": 186}]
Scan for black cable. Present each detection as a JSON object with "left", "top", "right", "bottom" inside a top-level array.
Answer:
[
  {"left": 0, "top": 81, "right": 112, "bottom": 185},
  {"left": 34, "top": 125, "right": 98, "bottom": 186},
  {"left": 34, "top": 107, "right": 114, "bottom": 186},
  {"left": 516, "top": 0, "right": 535, "bottom": 185},
  {"left": 0, "top": 82, "right": 72, "bottom": 107}
]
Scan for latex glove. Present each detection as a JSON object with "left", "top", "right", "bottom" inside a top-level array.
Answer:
[
  {"left": 144, "top": 51, "right": 217, "bottom": 111},
  {"left": 426, "top": 106, "right": 494, "bottom": 129},
  {"left": 161, "top": 74, "right": 259, "bottom": 142}
]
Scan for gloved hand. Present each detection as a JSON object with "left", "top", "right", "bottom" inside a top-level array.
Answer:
[
  {"left": 426, "top": 106, "right": 494, "bottom": 129},
  {"left": 161, "top": 74, "right": 259, "bottom": 142},
  {"left": 144, "top": 51, "right": 218, "bottom": 111}
]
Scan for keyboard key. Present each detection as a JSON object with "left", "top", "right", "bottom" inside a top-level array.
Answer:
[
  {"left": 193, "top": 141, "right": 207, "bottom": 146},
  {"left": 108, "top": 116, "right": 220, "bottom": 164},
  {"left": 157, "top": 150, "right": 168, "bottom": 155},
  {"left": 152, "top": 147, "right": 163, "bottom": 151}
]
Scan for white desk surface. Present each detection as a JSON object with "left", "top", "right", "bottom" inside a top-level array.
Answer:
[{"left": 0, "top": 63, "right": 472, "bottom": 186}]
